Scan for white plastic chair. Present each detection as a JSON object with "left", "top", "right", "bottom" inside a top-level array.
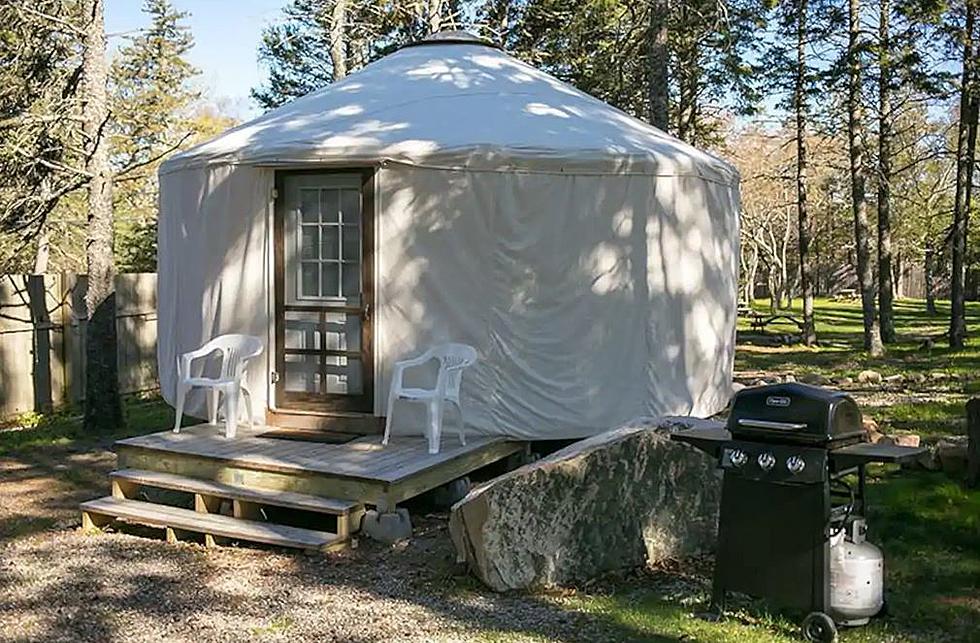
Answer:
[
  {"left": 173, "top": 334, "right": 264, "bottom": 439},
  {"left": 382, "top": 343, "right": 478, "bottom": 454}
]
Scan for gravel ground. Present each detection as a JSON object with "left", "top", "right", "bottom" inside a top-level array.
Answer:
[{"left": 0, "top": 444, "right": 612, "bottom": 643}]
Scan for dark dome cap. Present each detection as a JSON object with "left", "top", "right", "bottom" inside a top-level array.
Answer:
[{"left": 400, "top": 29, "right": 501, "bottom": 50}]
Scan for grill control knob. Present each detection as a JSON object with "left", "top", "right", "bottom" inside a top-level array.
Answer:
[
  {"left": 728, "top": 448, "right": 748, "bottom": 467},
  {"left": 757, "top": 452, "right": 777, "bottom": 471},
  {"left": 786, "top": 455, "right": 806, "bottom": 475}
]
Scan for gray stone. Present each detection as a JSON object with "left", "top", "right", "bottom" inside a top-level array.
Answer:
[
  {"left": 907, "top": 373, "right": 927, "bottom": 385},
  {"left": 429, "top": 477, "right": 472, "bottom": 509},
  {"left": 883, "top": 374, "right": 905, "bottom": 384},
  {"left": 783, "top": 374, "right": 797, "bottom": 383},
  {"left": 449, "top": 417, "right": 722, "bottom": 592},
  {"left": 857, "top": 370, "right": 883, "bottom": 385},
  {"left": 800, "top": 372, "right": 829, "bottom": 385},
  {"left": 361, "top": 508, "right": 413, "bottom": 543},
  {"left": 836, "top": 376, "right": 854, "bottom": 387},
  {"left": 938, "top": 437, "right": 969, "bottom": 476},
  {"left": 731, "top": 382, "right": 747, "bottom": 396}
]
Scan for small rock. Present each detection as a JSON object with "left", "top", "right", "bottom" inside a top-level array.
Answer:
[
  {"left": 892, "top": 434, "right": 921, "bottom": 448},
  {"left": 783, "top": 374, "right": 797, "bottom": 383},
  {"left": 938, "top": 437, "right": 969, "bottom": 475},
  {"left": 857, "top": 370, "right": 883, "bottom": 385},
  {"left": 867, "top": 430, "right": 887, "bottom": 444},
  {"left": 916, "top": 446, "right": 942, "bottom": 471},
  {"left": 731, "top": 382, "right": 747, "bottom": 395},
  {"left": 863, "top": 417, "right": 881, "bottom": 442},
  {"left": 752, "top": 379, "right": 770, "bottom": 387},
  {"left": 930, "top": 372, "right": 948, "bottom": 381},
  {"left": 801, "top": 372, "right": 829, "bottom": 385},
  {"left": 907, "top": 373, "right": 927, "bottom": 385},
  {"left": 836, "top": 376, "right": 854, "bottom": 387},
  {"left": 883, "top": 374, "right": 904, "bottom": 384}
]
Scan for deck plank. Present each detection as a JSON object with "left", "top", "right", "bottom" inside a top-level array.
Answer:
[
  {"left": 117, "top": 424, "right": 513, "bottom": 483},
  {"left": 80, "top": 497, "right": 341, "bottom": 550},
  {"left": 111, "top": 469, "right": 361, "bottom": 514}
]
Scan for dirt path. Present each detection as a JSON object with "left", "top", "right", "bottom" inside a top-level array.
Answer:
[{"left": 0, "top": 444, "right": 615, "bottom": 643}]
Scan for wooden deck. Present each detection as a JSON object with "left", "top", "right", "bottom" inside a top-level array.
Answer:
[{"left": 114, "top": 423, "right": 525, "bottom": 510}]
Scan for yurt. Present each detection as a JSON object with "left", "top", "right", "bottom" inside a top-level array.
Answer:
[{"left": 157, "top": 31, "right": 740, "bottom": 441}]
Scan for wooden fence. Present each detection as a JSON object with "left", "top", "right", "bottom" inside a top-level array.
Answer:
[{"left": 0, "top": 272, "right": 158, "bottom": 420}]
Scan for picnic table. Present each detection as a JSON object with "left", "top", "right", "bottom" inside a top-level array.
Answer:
[{"left": 740, "top": 308, "right": 805, "bottom": 333}]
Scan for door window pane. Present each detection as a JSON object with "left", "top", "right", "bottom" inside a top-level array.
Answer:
[
  {"left": 342, "top": 226, "right": 360, "bottom": 261},
  {"left": 321, "top": 226, "right": 340, "bottom": 261},
  {"left": 321, "top": 189, "right": 340, "bottom": 223},
  {"left": 322, "top": 263, "right": 340, "bottom": 298},
  {"left": 300, "top": 189, "right": 319, "bottom": 223},
  {"left": 284, "top": 354, "right": 320, "bottom": 393},
  {"left": 300, "top": 262, "right": 319, "bottom": 297},
  {"left": 340, "top": 189, "right": 361, "bottom": 224},
  {"left": 341, "top": 262, "right": 360, "bottom": 297},
  {"left": 324, "top": 356, "right": 363, "bottom": 394},
  {"left": 300, "top": 226, "right": 318, "bottom": 260}
]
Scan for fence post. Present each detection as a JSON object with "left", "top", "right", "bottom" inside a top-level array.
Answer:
[{"left": 967, "top": 398, "right": 980, "bottom": 488}]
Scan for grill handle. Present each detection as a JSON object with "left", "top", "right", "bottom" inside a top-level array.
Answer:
[{"left": 736, "top": 418, "right": 808, "bottom": 431}]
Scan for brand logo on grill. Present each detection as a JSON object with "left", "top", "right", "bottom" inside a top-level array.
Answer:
[{"left": 765, "top": 396, "right": 791, "bottom": 407}]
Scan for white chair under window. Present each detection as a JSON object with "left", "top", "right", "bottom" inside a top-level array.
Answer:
[
  {"left": 382, "top": 343, "right": 478, "bottom": 454},
  {"left": 173, "top": 334, "right": 264, "bottom": 439}
]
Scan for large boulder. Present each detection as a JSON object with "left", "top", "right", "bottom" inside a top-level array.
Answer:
[{"left": 449, "top": 416, "right": 722, "bottom": 592}]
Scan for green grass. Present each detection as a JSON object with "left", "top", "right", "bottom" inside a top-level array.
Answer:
[
  {"left": 736, "top": 298, "right": 980, "bottom": 380},
  {"left": 0, "top": 393, "right": 181, "bottom": 453},
  {"left": 737, "top": 297, "right": 980, "bottom": 439},
  {"left": 523, "top": 470, "right": 980, "bottom": 643}
]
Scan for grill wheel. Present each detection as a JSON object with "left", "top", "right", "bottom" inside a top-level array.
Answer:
[{"left": 802, "top": 612, "right": 838, "bottom": 642}]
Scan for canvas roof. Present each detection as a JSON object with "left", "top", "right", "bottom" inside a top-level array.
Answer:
[{"left": 161, "top": 31, "right": 737, "bottom": 184}]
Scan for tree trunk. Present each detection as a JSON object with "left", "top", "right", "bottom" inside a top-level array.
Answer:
[
  {"left": 428, "top": 0, "right": 443, "bottom": 33},
  {"left": 925, "top": 247, "right": 937, "bottom": 314},
  {"left": 33, "top": 228, "right": 50, "bottom": 274},
  {"left": 82, "top": 0, "right": 122, "bottom": 432},
  {"left": 329, "top": 0, "right": 348, "bottom": 81},
  {"left": 647, "top": 0, "right": 669, "bottom": 131},
  {"left": 847, "top": 0, "right": 884, "bottom": 356},
  {"left": 950, "top": 0, "right": 977, "bottom": 349},
  {"left": 795, "top": 0, "right": 816, "bottom": 345},
  {"left": 877, "top": 0, "right": 896, "bottom": 343},
  {"left": 968, "top": 397, "right": 980, "bottom": 488}
]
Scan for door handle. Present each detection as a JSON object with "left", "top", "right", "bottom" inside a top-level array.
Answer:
[{"left": 363, "top": 303, "right": 372, "bottom": 321}]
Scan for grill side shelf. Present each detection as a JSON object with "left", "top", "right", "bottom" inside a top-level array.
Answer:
[
  {"left": 830, "top": 442, "right": 927, "bottom": 469},
  {"left": 670, "top": 426, "right": 731, "bottom": 458}
]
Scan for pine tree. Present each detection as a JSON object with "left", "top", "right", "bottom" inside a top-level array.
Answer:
[
  {"left": 0, "top": 0, "right": 87, "bottom": 271},
  {"left": 111, "top": 0, "right": 199, "bottom": 271}
]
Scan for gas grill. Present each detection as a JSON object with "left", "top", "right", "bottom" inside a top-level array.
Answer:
[{"left": 672, "top": 383, "right": 926, "bottom": 642}]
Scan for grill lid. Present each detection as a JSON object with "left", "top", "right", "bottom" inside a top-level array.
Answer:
[{"left": 727, "top": 382, "right": 864, "bottom": 445}]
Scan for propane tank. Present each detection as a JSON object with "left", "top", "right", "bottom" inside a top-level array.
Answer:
[{"left": 829, "top": 517, "right": 884, "bottom": 626}]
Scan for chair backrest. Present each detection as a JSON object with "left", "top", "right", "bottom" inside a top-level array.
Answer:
[
  {"left": 431, "top": 343, "right": 477, "bottom": 396},
  {"left": 200, "top": 334, "right": 264, "bottom": 379}
]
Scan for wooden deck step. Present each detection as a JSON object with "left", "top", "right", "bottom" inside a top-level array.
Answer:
[
  {"left": 80, "top": 497, "right": 342, "bottom": 551},
  {"left": 110, "top": 468, "right": 362, "bottom": 516}
]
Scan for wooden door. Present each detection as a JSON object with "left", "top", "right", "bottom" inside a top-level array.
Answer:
[{"left": 274, "top": 170, "right": 374, "bottom": 413}]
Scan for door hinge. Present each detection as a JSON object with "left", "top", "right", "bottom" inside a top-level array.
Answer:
[{"left": 270, "top": 371, "right": 280, "bottom": 384}]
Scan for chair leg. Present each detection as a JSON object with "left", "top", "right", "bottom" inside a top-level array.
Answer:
[
  {"left": 451, "top": 399, "right": 466, "bottom": 446},
  {"left": 241, "top": 386, "right": 254, "bottom": 430},
  {"left": 224, "top": 385, "right": 239, "bottom": 439},
  {"left": 208, "top": 388, "right": 219, "bottom": 426},
  {"left": 173, "top": 382, "right": 189, "bottom": 433},
  {"left": 427, "top": 399, "right": 444, "bottom": 455},
  {"left": 382, "top": 391, "right": 397, "bottom": 446}
]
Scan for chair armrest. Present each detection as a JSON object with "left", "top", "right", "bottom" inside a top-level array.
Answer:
[
  {"left": 177, "top": 346, "right": 217, "bottom": 378},
  {"left": 394, "top": 348, "right": 434, "bottom": 369}
]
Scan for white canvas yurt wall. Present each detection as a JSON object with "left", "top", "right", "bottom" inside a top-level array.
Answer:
[{"left": 157, "top": 31, "right": 740, "bottom": 440}]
